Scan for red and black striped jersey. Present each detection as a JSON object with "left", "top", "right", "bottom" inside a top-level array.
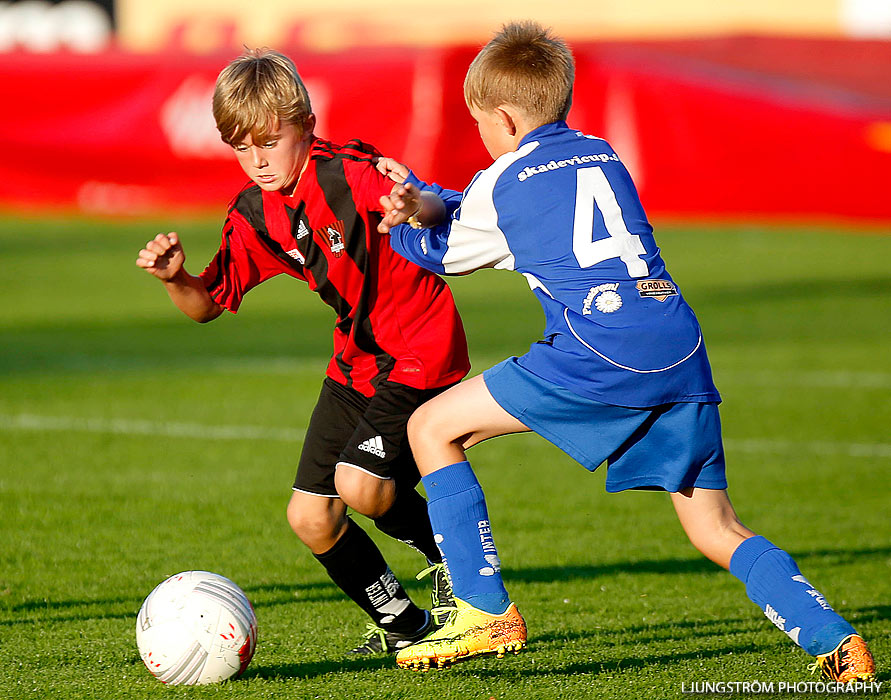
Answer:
[{"left": 200, "top": 137, "right": 470, "bottom": 397}]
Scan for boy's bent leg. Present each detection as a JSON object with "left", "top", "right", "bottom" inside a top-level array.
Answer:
[
  {"left": 398, "top": 376, "right": 528, "bottom": 669},
  {"left": 407, "top": 374, "right": 531, "bottom": 475},
  {"left": 335, "top": 463, "right": 452, "bottom": 564},
  {"left": 287, "top": 490, "right": 430, "bottom": 653},
  {"left": 407, "top": 375, "right": 528, "bottom": 611},
  {"left": 333, "top": 378, "right": 448, "bottom": 564},
  {"left": 673, "top": 488, "right": 874, "bottom": 679}
]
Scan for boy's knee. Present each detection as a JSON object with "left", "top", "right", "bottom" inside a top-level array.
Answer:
[
  {"left": 334, "top": 465, "right": 395, "bottom": 519},
  {"left": 406, "top": 405, "right": 425, "bottom": 446},
  {"left": 287, "top": 511, "right": 336, "bottom": 550},
  {"left": 407, "top": 402, "right": 444, "bottom": 446},
  {"left": 286, "top": 495, "right": 345, "bottom": 552}
]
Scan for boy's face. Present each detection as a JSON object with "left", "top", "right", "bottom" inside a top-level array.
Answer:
[
  {"left": 232, "top": 118, "right": 314, "bottom": 196},
  {"left": 469, "top": 105, "right": 515, "bottom": 159}
]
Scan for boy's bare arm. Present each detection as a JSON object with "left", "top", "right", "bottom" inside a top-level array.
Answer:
[{"left": 136, "top": 232, "right": 224, "bottom": 323}]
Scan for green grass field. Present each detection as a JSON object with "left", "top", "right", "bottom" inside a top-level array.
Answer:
[{"left": 1, "top": 215, "right": 888, "bottom": 699}]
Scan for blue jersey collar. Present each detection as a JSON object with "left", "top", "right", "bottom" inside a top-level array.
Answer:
[{"left": 518, "top": 120, "right": 570, "bottom": 148}]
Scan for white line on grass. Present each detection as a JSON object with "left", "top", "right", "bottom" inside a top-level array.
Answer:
[
  {"left": 714, "top": 369, "right": 890, "bottom": 390},
  {"left": 1, "top": 413, "right": 889, "bottom": 458},
  {"left": 0, "top": 413, "right": 304, "bottom": 443},
  {"left": 724, "top": 438, "right": 891, "bottom": 459}
]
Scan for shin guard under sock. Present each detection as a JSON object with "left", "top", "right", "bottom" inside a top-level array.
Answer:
[
  {"left": 373, "top": 485, "right": 442, "bottom": 564},
  {"left": 314, "top": 518, "right": 426, "bottom": 633},
  {"left": 422, "top": 461, "right": 510, "bottom": 615},
  {"left": 730, "top": 535, "right": 857, "bottom": 655}
]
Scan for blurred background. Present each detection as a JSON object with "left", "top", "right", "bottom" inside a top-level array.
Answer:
[
  {"left": 1, "top": 0, "right": 890, "bottom": 221},
  {"left": 1, "top": 9, "right": 889, "bottom": 698}
]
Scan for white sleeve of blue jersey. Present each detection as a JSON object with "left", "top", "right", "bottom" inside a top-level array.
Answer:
[{"left": 389, "top": 144, "right": 537, "bottom": 274}]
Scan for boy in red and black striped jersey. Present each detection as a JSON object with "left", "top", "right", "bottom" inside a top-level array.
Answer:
[{"left": 136, "top": 49, "right": 469, "bottom": 654}]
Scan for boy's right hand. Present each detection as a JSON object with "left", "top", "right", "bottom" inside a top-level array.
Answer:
[
  {"left": 378, "top": 183, "right": 422, "bottom": 233},
  {"left": 374, "top": 157, "right": 410, "bottom": 184},
  {"left": 136, "top": 232, "right": 185, "bottom": 281}
]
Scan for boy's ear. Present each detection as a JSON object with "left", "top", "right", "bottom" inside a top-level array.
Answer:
[
  {"left": 299, "top": 112, "right": 316, "bottom": 140},
  {"left": 494, "top": 107, "right": 517, "bottom": 136}
]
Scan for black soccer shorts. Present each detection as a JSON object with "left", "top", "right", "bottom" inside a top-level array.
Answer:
[{"left": 292, "top": 377, "right": 452, "bottom": 497}]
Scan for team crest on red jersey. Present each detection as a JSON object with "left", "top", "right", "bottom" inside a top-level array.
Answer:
[{"left": 316, "top": 220, "right": 346, "bottom": 257}]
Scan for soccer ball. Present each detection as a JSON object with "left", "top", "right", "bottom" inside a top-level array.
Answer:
[{"left": 136, "top": 570, "right": 257, "bottom": 685}]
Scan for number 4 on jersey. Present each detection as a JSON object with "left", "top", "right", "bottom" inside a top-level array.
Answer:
[{"left": 572, "top": 166, "right": 649, "bottom": 278}]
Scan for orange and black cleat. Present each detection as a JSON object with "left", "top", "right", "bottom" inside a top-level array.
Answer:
[{"left": 812, "top": 634, "right": 876, "bottom": 683}]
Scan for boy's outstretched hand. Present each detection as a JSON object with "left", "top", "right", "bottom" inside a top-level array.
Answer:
[
  {"left": 136, "top": 233, "right": 186, "bottom": 281},
  {"left": 378, "top": 182, "right": 422, "bottom": 234},
  {"left": 135, "top": 231, "right": 223, "bottom": 322}
]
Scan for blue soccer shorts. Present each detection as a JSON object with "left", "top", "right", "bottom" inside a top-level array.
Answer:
[{"left": 483, "top": 357, "right": 727, "bottom": 493}]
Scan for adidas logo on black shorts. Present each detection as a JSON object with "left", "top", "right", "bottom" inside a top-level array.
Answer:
[{"left": 358, "top": 435, "right": 386, "bottom": 459}]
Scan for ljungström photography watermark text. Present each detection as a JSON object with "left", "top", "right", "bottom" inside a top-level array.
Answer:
[{"left": 681, "top": 681, "right": 883, "bottom": 695}]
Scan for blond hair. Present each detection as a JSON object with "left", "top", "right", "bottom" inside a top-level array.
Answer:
[
  {"left": 212, "top": 48, "right": 313, "bottom": 146},
  {"left": 464, "top": 21, "right": 574, "bottom": 127}
]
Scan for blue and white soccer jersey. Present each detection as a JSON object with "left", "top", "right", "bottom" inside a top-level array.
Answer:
[{"left": 389, "top": 121, "right": 725, "bottom": 490}]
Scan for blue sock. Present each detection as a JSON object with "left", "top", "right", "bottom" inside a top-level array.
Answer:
[
  {"left": 422, "top": 461, "right": 510, "bottom": 615},
  {"left": 729, "top": 536, "right": 857, "bottom": 656}
]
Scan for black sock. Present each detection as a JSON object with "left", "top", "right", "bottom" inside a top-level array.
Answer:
[
  {"left": 314, "top": 518, "right": 427, "bottom": 633},
  {"left": 373, "top": 485, "right": 442, "bottom": 564}
]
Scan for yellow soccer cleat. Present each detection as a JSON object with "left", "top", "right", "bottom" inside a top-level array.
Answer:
[
  {"left": 812, "top": 634, "right": 876, "bottom": 683},
  {"left": 395, "top": 597, "right": 526, "bottom": 671}
]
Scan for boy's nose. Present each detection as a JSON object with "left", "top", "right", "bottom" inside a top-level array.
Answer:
[{"left": 251, "top": 149, "right": 267, "bottom": 168}]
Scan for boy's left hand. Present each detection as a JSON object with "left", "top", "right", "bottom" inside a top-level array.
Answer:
[{"left": 378, "top": 182, "right": 421, "bottom": 233}]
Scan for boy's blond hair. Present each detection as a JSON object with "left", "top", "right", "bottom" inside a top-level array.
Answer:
[
  {"left": 213, "top": 48, "right": 313, "bottom": 146},
  {"left": 464, "top": 21, "right": 574, "bottom": 127}
]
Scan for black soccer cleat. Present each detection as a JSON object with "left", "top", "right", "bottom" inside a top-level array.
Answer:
[
  {"left": 349, "top": 611, "right": 434, "bottom": 655},
  {"left": 416, "top": 562, "right": 456, "bottom": 627}
]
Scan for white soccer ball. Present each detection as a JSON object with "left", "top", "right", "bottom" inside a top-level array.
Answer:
[{"left": 136, "top": 570, "right": 257, "bottom": 685}]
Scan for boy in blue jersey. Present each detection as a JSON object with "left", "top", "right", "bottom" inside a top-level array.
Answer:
[{"left": 376, "top": 21, "right": 877, "bottom": 680}]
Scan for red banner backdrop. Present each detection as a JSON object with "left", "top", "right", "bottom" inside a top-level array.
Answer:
[{"left": 1, "top": 38, "right": 889, "bottom": 220}]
